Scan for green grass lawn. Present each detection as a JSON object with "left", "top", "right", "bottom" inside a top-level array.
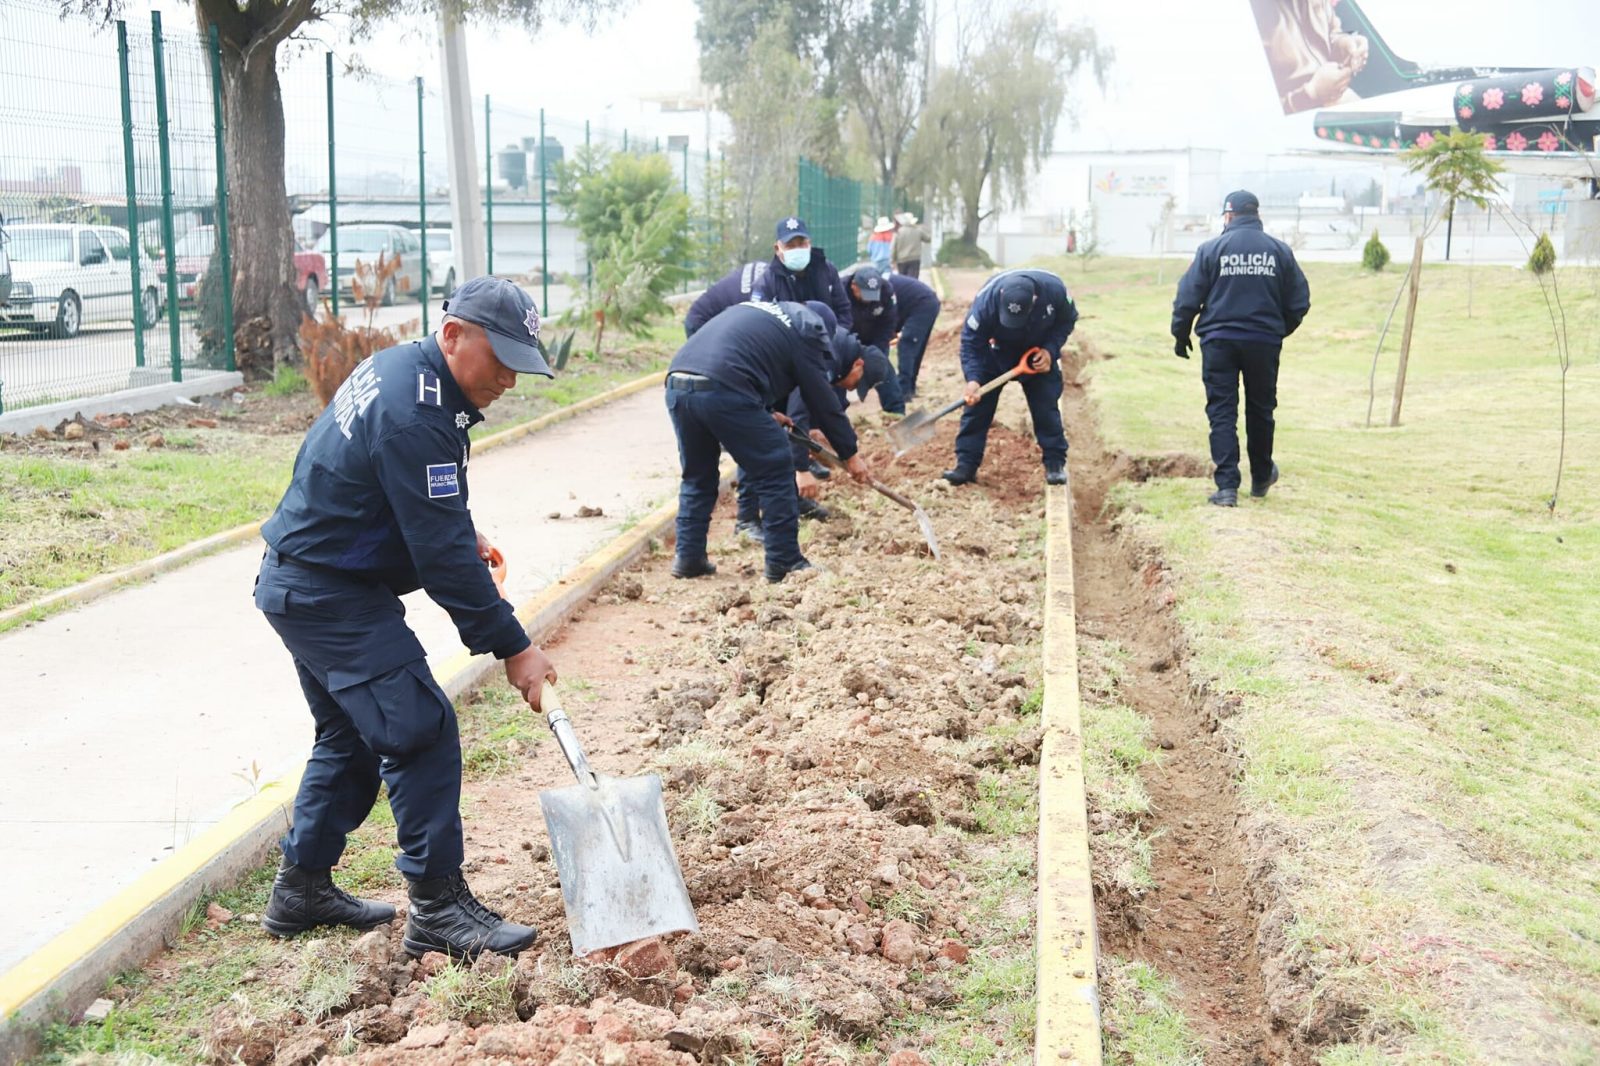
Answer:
[
  {"left": 1056, "top": 254, "right": 1600, "bottom": 1062},
  {"left": 0, "top": 328, "right": 673, "bottom": 618}
]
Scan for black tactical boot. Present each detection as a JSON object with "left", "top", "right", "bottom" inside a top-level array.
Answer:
[
  {"left": 734, "top": 519, "right": 766, "bottom": 544},
  {"left": 1250, "top": 462, "right": 1280, "bottom": 498},
  {"left": 1045, "top": 462, "right": 1068, "bottom": 486},
  {"left": 807, "top": 460, "right": 832, "bottom": 480},
  {"left": 261, "top": 859, "right": 395, "bottom": 937},
  {"left": 1208, "top": 487, "right": 1238, "bottom": 507},
  {"left": 766, "top": 558, "right": 815, "bottom": 584},
  {"left": 942, "top": 466, "right": 977, "bottom": 486},
  {"left": 403, "top": 873, "right": 537, "bottom": 960},
  {"left": 671, "top": 554, "right": 717, "bottom": 579},
  {"left": 797, "top": 497, "right": 831, "bottom": 521}
]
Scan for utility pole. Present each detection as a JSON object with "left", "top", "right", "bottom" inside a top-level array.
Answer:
[{"left": 438, "top": 11, "right": 486, "bottom": 283}]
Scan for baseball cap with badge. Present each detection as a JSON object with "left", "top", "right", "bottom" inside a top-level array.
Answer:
[
  {"left": 851, "top": 265, "right": 885, "bottom": 302},
  {"left": 997, "top": 275, "right": 1038, "bottom": 329},
  {"left": 1221, "top": 189, "right": 1260, "bottom": 215},
  {"left": 442, "top": 276, "right": 553, "bottom": 377},
  {"left": 853, "top": 346, "right": 891, "bottom": 399},
  {"left": 776, "top": 216, "right": 811, "bottom": 242}
]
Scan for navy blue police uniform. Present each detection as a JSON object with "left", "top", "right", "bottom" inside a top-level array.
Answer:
[
  {"left": 1172, "top": 190, "right": 1310, "bottom": 499},
  {"left": 887, "top": 272, "right": 941, "bottom": 400},
  {"left": 256, "top": 338, "right": 538, "bottom": 884},
  {"left": 667, "top": 300, "right": 858, "bottom": 581},
  {"left": 734, "top": 323, "right": 889, "bottom": 531},
  {"left": 839, "top": 265, "right": 905, "bottom": 413},
  {"left": 952, "top": 269, "right": 1077, "bottom": 479},
  {"left": 683, "top": 217, "right": 853, "bottom": 338}
]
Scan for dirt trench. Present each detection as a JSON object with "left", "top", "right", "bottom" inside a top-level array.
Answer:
[{"left": 1061, "top": 346, "right": 1302, "bottom": 1065}]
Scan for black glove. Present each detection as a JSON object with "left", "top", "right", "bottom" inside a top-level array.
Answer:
[{"left": 1173, "top": 335, "right": 1192, "bottom": 359}]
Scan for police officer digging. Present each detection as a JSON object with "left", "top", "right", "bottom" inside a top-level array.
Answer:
[
  {"left": 944, "top": 269, "right": 1078, "bottom": 487},
  {"left": 839, "top": 265, "right": 906, "bottom": 415},
  {"left": 683, "top": 216, "right": 853, "bottom": 338},
  {"left": 1172, "top": 190, "right": 1311, "bottom": 506},
  {"left": 733, "top": 312, "right": 891, "bottom": 539},
  {"left": 667, "top": 299, "right": 874, "bottom": 583},
  {"left": 255, "top": 276, "right": 557, "bottom": 959}
]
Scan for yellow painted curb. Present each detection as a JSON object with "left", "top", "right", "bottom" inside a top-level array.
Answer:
[
  {"left": 927, "top": 265, "right": 949, "bottom": 303},
  {"left": 0, "top": 521, "right": 265, "bottom": 632},
  {"left": 472, "top": 369, "right": 666, "bottom": 456},
  {"left": 0, "top": 491, "right": 686, "bottom": 1057},
  {"left": 1035, "top": 470, "right": 1103, "bottom": 1063},
  {"left": 0, "top": 369, "right": 668, "bottom": 633}
]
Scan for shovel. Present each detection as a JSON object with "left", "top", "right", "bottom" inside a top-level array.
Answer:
[
  {"left": 886, "top": 348, "right": 1045, "bottom": 457},
  {"left": 538, "top": 683, "right": 699, "bottom": 956},
  {"left": 786, "top": 428, "right": 941, "bottom": 560}
]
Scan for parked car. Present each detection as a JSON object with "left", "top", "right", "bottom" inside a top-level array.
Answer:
[
  {"left": 173, "top": 226, "right": 326, "bottom": 314},
  {"left": 426, "top": 228, "right": 458, "bottom": 297},
  {"left": 0, "top": 224, "right": 165, "bottom": 339},
  {"left": 312, "top": 224, "right": 426, "bottom": 306},
  {"left": 0, "top": 214, "right": 12, "bottom": 309}
]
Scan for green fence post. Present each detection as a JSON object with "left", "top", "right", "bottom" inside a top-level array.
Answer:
[
  {"left": 584, "top": 119, "right": 591, "bottom": 295},
  {"left": 484, "top": 94, "right": 493, "bottom": 275},
  {"left": 326, "top": 52, "right": 338, "bottom": 318},
  {"left": 539, "top": 107, "right": 549, "bottom": 315},
  {"left": 150, "top": 12, "right": 183, "bottom": 382},
  {"left": 417, "top": 76, "right": 429, "bottom": 333},
  {"left": 207, "top": 25, "right": 235, "bottom": 372},
  {"left": 116, "top": 20, "right": 146, "bottom": 369}
]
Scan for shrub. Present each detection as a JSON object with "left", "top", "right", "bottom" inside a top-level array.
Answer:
[
  {"left": 1528, "top": 232, "right": 1556, "bottom": 275},
  {"left": 1361, "top": 230, "right": 1391, "bottom": 272},
  {"left": 296, "top": 253, "right": 417, "bottom": 408},
  {"left": 935, "top": 237, "right": 993, "bottom": 269}
]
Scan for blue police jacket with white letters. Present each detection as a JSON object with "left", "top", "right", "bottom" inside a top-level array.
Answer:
[
  {"left": 684, "top": 249, "right": 853, "bottom": 338},
  {"left": 889, "top": 273, "right": 941, "bottom": 329},
  {"left": 669, "top": 300, "right": 859, "bottom": 461},
  {"left": 959, "top": 269, "right": 1077, "bottom": 382},
  {"left": 1172, "top": 215, "right": 1310, "bottom": 345},
  {"left": 841, "top": 270, "right": 897, "bottom": 352},
  {"left": 261, "top": 337, "right": 530, "bottom": 661}
]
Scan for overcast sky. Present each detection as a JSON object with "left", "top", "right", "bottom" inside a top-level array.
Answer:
[{"left": 124, "top": 0, "right": 1596, "bottom": 159}]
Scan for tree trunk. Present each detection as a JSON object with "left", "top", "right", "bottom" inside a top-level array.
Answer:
[
  {"left": 960, "top": 183, "right": 982, "bottom": 244},
  {"left": 217, "top": 42, "right": 303, "bottom": 380}
]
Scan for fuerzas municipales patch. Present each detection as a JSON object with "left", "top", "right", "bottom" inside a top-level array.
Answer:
[{"left": 426, "top": 462, "right": 460, "bottom": 499}]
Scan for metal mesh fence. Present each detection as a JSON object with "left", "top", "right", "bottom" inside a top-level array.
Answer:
[
  {"left": 0, "top": 2, "right": 229, "bottom": 412},
  {"left": 0, "top": 2, "right": 865, "bottom": 414}
]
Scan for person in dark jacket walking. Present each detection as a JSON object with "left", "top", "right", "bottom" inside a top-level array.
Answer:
[
  {"left": 666, "top": 299, "right": 873, "bottom": 583},
  {"left": 254, "top": 276, "right": 557, "bottom": 960},
  {"left": 945, "top": 269, "right": 1077, "bottom": 487},
  {"left": 683, "top": 216, "right": 853, "bottom": 337},
  {"left": 1172, "top": 190, "right": 1311, "bottom": 506}
]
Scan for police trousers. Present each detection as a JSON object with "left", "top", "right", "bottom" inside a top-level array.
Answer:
[
  {"left": 1200, "top": 338, "right": 1280, "bottom": 490},
  {"left": 895, "top": 305, "right": 938, "bottom": 400},
  {"left": 255, "top": 550, "right": 463, "bottom": 881},
  {"left": 665, "top": 379, "right": 805, "bottom": 572},
  {"left": 953, "top": 357, "right": 1068, "bottom": 472}
]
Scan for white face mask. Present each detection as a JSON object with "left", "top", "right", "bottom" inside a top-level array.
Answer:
[{"left": 780, "top": 246, "right": 811, "bottom": 272}]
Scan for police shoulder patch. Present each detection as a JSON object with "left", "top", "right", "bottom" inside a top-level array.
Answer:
[
  {"left": 426, "top": 462, "right": 460, "bottom": 499},
  {"left": 417, "top": 370, "right": 443, "bottom": 407}
]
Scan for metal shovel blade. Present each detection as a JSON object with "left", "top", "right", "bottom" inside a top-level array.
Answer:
[
  {"left": 539, "top": 771, "right": 700, "bottom": 957},
  {"left": 913, "top": 505, "right": 941, "bottom": 559},
  {"left": 886, "top": 409, "right": 940, "bottom": 456}
]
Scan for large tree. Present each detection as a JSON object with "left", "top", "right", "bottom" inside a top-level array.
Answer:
[
  {"left": 82, "top": 0, "right": 619, "bottom": 380},
  {"left": 907, "top": 5, "right": 1108, "bottom": 247},
  {"left": 832, "top": 0, "right": 926, "bottom": 191}
]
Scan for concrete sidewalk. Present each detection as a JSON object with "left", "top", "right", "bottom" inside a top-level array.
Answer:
[{"left": 0, "top": 385, "right": 680, "bottom": 973}]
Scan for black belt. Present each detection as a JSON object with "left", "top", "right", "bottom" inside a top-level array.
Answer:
[
  {"left": 666, "top": 372, "right": 717, "bottom": 392},
  {"left": 264, "top": 546, "right": 355, "bottom": 579}
]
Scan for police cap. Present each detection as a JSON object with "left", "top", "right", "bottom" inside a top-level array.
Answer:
[{"left": 442, "top": 276, "right": 553, "bottom": 377}]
